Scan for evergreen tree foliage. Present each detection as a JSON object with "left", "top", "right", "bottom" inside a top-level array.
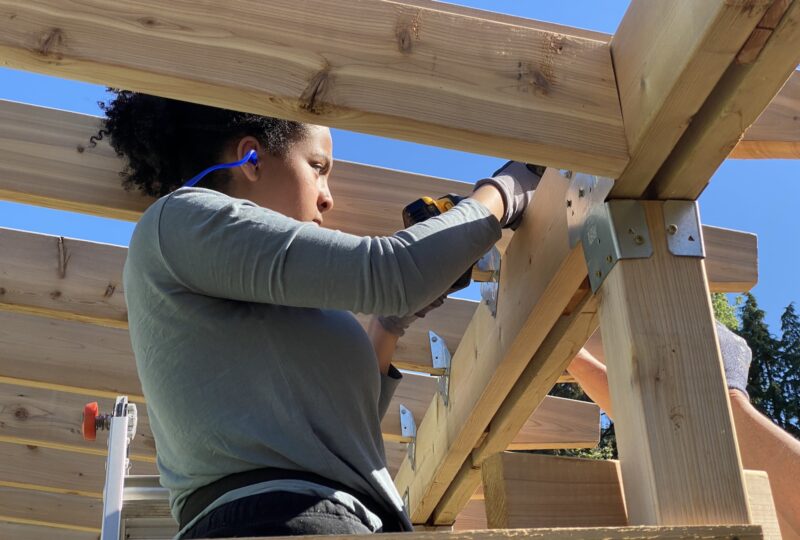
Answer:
[{"left": 739, "top": 294, "right": 799, "bottom": 437}]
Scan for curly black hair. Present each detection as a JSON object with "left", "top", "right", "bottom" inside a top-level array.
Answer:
[{"left": 91, "top": 89, "right": 308, "bottom": 198}]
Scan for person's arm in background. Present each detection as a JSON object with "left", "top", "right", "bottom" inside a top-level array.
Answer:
[{"left": 567, "top": 326, "right": 800, "bottom": 538}]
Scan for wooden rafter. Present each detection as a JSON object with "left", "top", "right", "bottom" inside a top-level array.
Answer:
[
  {"left": 651, "top": 1, "right": 800, "bottom": 198},
  {"left": 609, "top": 0, "right": 772, "bottom": 198},
  {"left": 0, "top": 0, "right": 628, "bottom": 176}
]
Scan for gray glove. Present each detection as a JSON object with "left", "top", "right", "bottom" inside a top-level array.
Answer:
[
  {"left": 378, "top": 294, "right": 446, "bottom": 337},
  {"left": 716, "top": 320, "right": 752, "bottom": 398},
  {"left": 474, "top": 161, "right": 545, "bottom": 230}
]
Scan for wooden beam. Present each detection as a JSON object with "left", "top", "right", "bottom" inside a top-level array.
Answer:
[
  {"left": 610, "top": 0, "right": 771, "bottom": 198},
  {"left": 731, "top": 71, "right": 800, "bottom": 159},
  {"left": 0, "top": 442, "right": 154, "bottom": 495},
  {"left": 0, "top": 486, "right": 101, "bottom": 530},
  {"left": 0, "top": 520, "right": 98, "bottom": 540},
  {"left": 744, "top": 471, "right": 783, "bottom": 540},
  {"left": 650, "top": 1, "right": 800, "bottom": 199},
  {"left": 431, "top": 294, "right": 599, "bottom": 525},
  {"left": 471, "top": 457, "right": 779, "bottom": 540},
  {"left": 394, "top": 169, "right": 589, "bottom": 523},
  {"left": 82, "top": 525, "right": 773, "bottom": 540},
  {"left": 598, "top": 202, "right": 749, "bottom": 525},
  {"left": 507, "top": 396, "right": 598, "bottom": 451},
  {"left": 0, "top": 1, "right": 627, "bottom": 176},
  {"left": 481, "top": 453, "right": 627, "bottom": 529},
  {"left": 0, "top": 383, "right": 156, "bottom": 458}
]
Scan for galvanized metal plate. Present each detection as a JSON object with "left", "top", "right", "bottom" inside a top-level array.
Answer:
[
  {"left": 583, "top": 200, "right": 652, "bottom": 292},
  {"left": 566, "top": 171, "right": 615, "bottom": 248},
  {"left": 663, "top": 201, "right": 705, "bottom": 257}
]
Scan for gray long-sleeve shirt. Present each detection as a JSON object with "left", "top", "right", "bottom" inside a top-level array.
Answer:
[{"left": 123, "top": 186, "right": 501, "bottom": 532}]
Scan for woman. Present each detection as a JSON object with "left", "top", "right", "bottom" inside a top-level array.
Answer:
[{"left": 99, "top": 90, "right": 540, "bottom": 538}]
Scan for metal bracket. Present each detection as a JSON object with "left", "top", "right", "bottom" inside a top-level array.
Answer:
[
  {"left": 565, "top": 171, "right": 615, "bottom": 248},
  {"left": 429, "top": 331, "right": 452, "bottom": 407},
  {"left": 663, "top": 201, "right": 705, "bottom": 257},
  {"left": 583, "top": 200, "right": 653, "bottom": 292},
  {"left": 399, "top": 404, "right": 417, "bottom": 470},
  {"left": 477, "top": 246, "right": 501, "bottom": 317}
]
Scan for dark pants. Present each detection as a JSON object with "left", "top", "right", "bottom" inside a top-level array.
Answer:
[{"left": 181, "top": 491, "right": 379, "bottom": 538}]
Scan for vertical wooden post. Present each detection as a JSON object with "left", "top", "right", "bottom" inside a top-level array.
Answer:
[{"left": 597, "top": 201, "right": 751, "bottom": 525}]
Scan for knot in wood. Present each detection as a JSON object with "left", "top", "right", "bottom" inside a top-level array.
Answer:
[
  {"left": 14, "top": 407, "right": 29, "bottom": 421},
  {"left": 299, "top": 65, "right": 332, "bottom": 115},
  {"left": 37, "top": 28, "right": 66, "bottom": 60}
]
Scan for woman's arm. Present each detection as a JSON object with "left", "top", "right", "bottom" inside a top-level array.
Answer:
[
  {"left": 152, "top": 188, "right": 502, "bottom": 317},
  {"left": 367, "top": 315, "right": 400, "bottom": 376},
  {"left": 567, "top": 350, "right": 800, "bottom": 538}
]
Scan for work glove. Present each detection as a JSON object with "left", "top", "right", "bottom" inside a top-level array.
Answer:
[
  {"left": 378, "top": 294, "right": 447, "bottom": 337},
  {"left": 474, "top": 161, "right": 546, "bottom": 230},
  {"left": 716, "top": 320, "right": 752, "bottom": 398}
]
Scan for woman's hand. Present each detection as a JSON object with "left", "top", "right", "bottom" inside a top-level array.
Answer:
[{"left": 472, "top": 161, "right": 545, "bottom": 230}]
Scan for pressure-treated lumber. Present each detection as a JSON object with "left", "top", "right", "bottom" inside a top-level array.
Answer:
[
  {"left": 731, "top": 71, "right": 800, "bottom": 159},
  {"left": 651, "top": 1, "right": 800, "bottom": 199},
  {"left": 609, "top": 0, "right": 771, "bottom": 198},
  {"left": 0, "top": 383, "right": 156, "bottom": 457},
  {"left": 0, "top": 1, "right": 627, "bottom": 176},
  {"left": 481, "top": 453, "right": 627, "bottom": 529},
  {"left": 470, "top": 457, "right": 779, "bottom": 540},
  {"left": 598, "top": 202, "right": 749, "bottom": 526},
  {"left": 0, "top": 520, "right": 98, "bottom": 540},
  {"left": 117, "top": 526, "right": 769, "bottom": 540},
  {"left": 432, "top": 293, "right": 599, "bottom": 525},
  {"left": 0, "top": 442, "right": 154, "bottom": 495},
  {"left": 394, "top": 169, "right": 589, "bottom": 523},
  {"left": 743, "top": 471, "right": 782, "bottom": 540},
  {"left": 0, "top": 485, "right": 101, "bottom": 530}
]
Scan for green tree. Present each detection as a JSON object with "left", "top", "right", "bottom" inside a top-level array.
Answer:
[
  {"left": 738, "top": 293, "right": 799, "bottom": 436},
  {"left": 777, "top": 302, "right": 800, "bottom": 435},
  {"left": 712, "top": 292, "right": 739, "bottom": 331}
]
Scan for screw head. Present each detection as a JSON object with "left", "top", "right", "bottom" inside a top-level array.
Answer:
[
  {"left": 431, "top": 336, "right": 437, "bottom": 342},
  {"left": 667, "top": 224, "right": 678, "bottom": 235},
  {"left": 605, "top": 255, "right": 613, "bottom": 263},
  {"left": 595, "top": 270, "right": 602, "bottom": 278},
  {"left": 634, "top": 235, "right": 645, "bottom": 245}
]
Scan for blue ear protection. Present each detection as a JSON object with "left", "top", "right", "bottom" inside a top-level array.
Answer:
[{"left": 182, "top": 149, "right": 258, "bottom": 188}]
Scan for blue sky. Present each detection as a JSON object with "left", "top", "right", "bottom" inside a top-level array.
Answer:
[{"left": 0, "top": 1, "right": 797, "bottom": 333}]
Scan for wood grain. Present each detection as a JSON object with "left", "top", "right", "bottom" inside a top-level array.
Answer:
[
  {"left": 650, "top": 1, "right": 800, "bottom": 199},
  {"left": 610, "top": 0, "right": 770, "bottom": 198},
  {"left": 481, "top": 453, "right": 627, "bottom": 529},
  {"left": 598, "top": 202, "right": 749, "bottom": 525},
  {"left": 433, "top": 294, "right": 599, "bottom": 524},
  {"left": 0, "top": 1, "right": 627, "bottom": 175}
]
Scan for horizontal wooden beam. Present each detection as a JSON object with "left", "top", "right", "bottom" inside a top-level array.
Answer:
[
  {"left": 0, "top": 520, "right": 98, "bottom": 540},
  {"left": 649, "top": 1, "right": 800, "bottom": 199},
  {"left": 0, "top": 1, "right": 628, "bottom": 175},
  {"left": 482, "top": 453, "right": 627, "bottom": 529},
  {"left": 0, "top": 485, "right": 101, "bottom": 530},
  {"left": 461, "top": 458, "right": 779, "bottom": 540},
  {"left": 610, "top": 0, "right": 771, "bottom": 198},
  {"left": 731, "top": 71, "right": 800, "bottom": 159}
]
